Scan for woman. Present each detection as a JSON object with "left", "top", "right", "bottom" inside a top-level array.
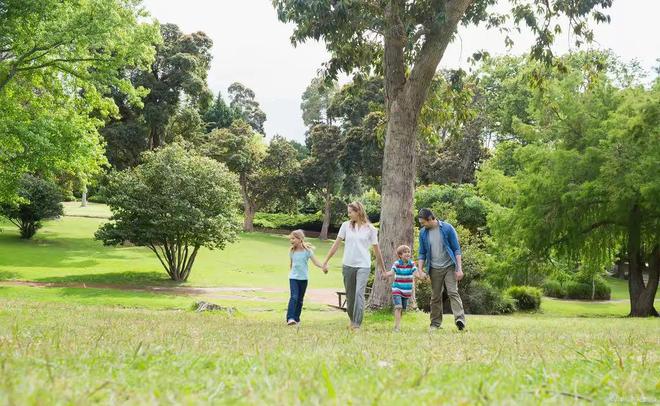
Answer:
[{"left": 323, "top": 201, "right": 386, "bottom": 330}]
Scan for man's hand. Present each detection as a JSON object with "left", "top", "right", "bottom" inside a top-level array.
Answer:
[{"left": 456, "top": 269, "right": 464, "bottom": 282}]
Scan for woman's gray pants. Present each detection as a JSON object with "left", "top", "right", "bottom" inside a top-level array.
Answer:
[{"left": 342, "top": 266, "right": 370, "bottom": 326}]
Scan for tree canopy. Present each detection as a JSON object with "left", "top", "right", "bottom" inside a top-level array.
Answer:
[{"left": 0, "top": 0, "right": 159, "bottom": 202}]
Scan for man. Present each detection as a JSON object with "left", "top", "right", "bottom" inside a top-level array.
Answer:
[{"left": 417, "top": 208, "right": 466, "bottom": 331}]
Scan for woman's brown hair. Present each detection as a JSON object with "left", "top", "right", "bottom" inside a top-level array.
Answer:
[{"left": 348, "top": 201, "right": 370, "bottom": 229}]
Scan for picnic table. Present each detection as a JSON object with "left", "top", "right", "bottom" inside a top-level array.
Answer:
[{"left": 333, "top": 287, "right": 372, "bottom": 311}]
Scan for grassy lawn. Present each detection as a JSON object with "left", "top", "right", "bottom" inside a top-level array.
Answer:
[
  {"left": 0, "top": 214, "right": 344, "bottom": 290},
  {"left": 0, "top": 299, "right": 658, "bottom": 404},
  {"left": 0, "top": 205, "right": 658, "bottom": 403}
]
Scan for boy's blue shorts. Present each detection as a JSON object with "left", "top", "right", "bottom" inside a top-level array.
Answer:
[{"left": 392, "top": 295, "right": 408, "bottom": 310}]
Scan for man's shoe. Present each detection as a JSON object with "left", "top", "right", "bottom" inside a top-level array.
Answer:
[
  {"left": 456, "top": 320, "right": 465, "bottom": 331},
  {"left": 429, "top": 325, "right": 442, "bottom": 332}
]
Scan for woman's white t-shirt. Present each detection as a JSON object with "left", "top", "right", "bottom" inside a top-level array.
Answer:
[{"left": 337, "top": 221, "right": 378, "bottom": 268}]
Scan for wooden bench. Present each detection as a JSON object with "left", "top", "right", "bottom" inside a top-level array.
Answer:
[{"left": 333, "top": 287, "right": 373, "bottom": 311}]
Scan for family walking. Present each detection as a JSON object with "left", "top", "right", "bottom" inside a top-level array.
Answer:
[{"left": 286, "top": 202, "right": 466, "bottom": 332}]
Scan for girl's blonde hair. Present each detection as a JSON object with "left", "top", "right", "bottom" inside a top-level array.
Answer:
[
  {"left": 289, "top": 229, "right": 314, "bottom": 252},
  {"left": 347, "top": 201, "right": 370, "bottom": 229}
]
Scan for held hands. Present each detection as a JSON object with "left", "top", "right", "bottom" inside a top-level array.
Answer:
[
  {"left": 321, "top": 262, "right": 329, "bottom": 274},
  {"left": 456, "top": 269, "right": 464, "bottom": 282}
]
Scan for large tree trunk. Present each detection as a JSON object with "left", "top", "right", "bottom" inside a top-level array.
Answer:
[
  {"left": 367, "top": 0, "right": 473, "bottom": 309},
  {"left": 319, "top": 191, "right": 332, "bottom": 241},
  {"left": 369, "top": 101, "right": 418, "bottom": 308},
  {"left": 627, "top": 205, "right": 659, "bottom": 317}
]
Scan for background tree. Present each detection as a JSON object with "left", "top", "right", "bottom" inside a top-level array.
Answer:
[
  {"left": 202, "top": 120, "right": 266, "bottom": 231},
  {"left": 259, "top": 136, "right": 307, "bottom": 213},
  {"left": 274, "top": 0, "right": 614, "bottom": 308},
  {"left": 139, "top": 23, "right": 213, "bottom": 149},
  {"left": 478, "top": 52, "right": 659, "bottom": 316},
  {"left": 0, "top": 175, "right": 63, "bottom": 239},
  {"left": 304, "top": 124, "right": 344, "bottom": 240},
  {"left": 203, "top": 91, "right": 237, "bottom": 132},
  {"left": 301, "top": 75, "right": 337, "bottom": 126},
  {"left": 228, "top": 82, "right": 267, "bottom": 134},
  {"left": 0, "top": 0, "right": 158, "bottom": 202},
  {"left": 95, "top": 144, "right": 241, "bottom": 281}
]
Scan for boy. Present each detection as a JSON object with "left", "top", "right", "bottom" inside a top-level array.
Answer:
[{"left": 383, "top": 245, "right": 423, "bottom": 332}]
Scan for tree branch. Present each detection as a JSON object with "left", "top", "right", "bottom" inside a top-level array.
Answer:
[
  {"left": 383, "top": 0, "right": 407, "bottom": 110},
  {"left": 405, "top": 0, "right": 475, "bottom": 110}
]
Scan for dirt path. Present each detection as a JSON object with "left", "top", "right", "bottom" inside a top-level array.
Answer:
[{"left": 0, "top": 280, "right": 342, "bottom": 306}]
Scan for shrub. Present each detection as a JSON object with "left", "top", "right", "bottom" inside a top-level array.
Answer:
[
  {"left": 465, "top": 281, "right": 517, "bottom": 315},
  {"left": 95, "top": 144, "right": 242, "bottom": 281},
  {"left": 564, "top": 280, "right": 611, "bottom": 300},
  {"left": 505, "top": 286, "right": 542, "bottom": 311},
  {"left": 0, "top": 175, "right": 63, "bottom": 239},
  {"left": 542, "top": 279, "right": 566, "bottom": 298},
  {"left": 253, "top": 212, "right": 323, "bottom": 230},
  {"left": 414, "top": 277, "right": 515, "bottom": 315}
]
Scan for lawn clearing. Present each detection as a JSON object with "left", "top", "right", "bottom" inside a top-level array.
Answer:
[
  {"left": 0, "top": 299, "right": 658, "bottom": 404},
  {"left": 0, "top": 214, "right": 344, "bottom": 290}
]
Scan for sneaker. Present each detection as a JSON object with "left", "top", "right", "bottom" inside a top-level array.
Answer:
[
  {"left": 287, "top": 319, "right": 297, "bottom": 326},
  {"left": 456, "top": 320, "right": 465, "bottom": 331},
  {"left": 429, "top": 325, "right": 442, "bottom": 332},
  {"left": 393, "top": 327, "right": 401, "bottom": 333}
]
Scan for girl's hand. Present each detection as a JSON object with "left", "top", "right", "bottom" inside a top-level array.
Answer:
[{"left": 322, "top": 265, "right": 329, "bottom": 274}]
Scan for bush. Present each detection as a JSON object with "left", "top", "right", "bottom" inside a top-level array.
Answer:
[
  {"left": 542, "top": 279, "right": 566, "bottom": 298},
  {"left": 564, "top": 280, "right": 611, "bottom": 300},
  {"left": 0, "top": 175, "right": 63, "bottom": 239},
  {"left": 95, "top": 144, "right": 242, "bottom": 281},
  {"left": 505, "top": 286, "right": 542, "bottom": 311},
  {"left": 414, "top": 277, "right": 515, "bottom": 315},
  {"left": 253, "top": 212, "right": 324, "bottom": 231},
  {"left": 465, "top": 281, "right": 517, "bottom": 315}
]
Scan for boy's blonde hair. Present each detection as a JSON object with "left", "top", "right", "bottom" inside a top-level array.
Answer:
[
  {"left": 289, "top": 229, "right": 314, "bottom": 252},
  {"left": 347, "top": 201, "right": 370, "bottom": 229},
  {"left": 396, "top": 245, "right": 411, "bottom": 257}
]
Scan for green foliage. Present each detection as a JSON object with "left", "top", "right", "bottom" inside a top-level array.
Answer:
[
  {"left": 0, "top": 175, "right": 63, "bottom": 239},
  {"left": 564, "top": 280, "right": 611, "bottom": 301},
  {"left": 542, "top": 279, "right": 566, "bottom": 298},
  {"left": 415, "top": 277, "right": 515, "bottom": 315},
  {"left": 259, "top": 136, "right": 307, "bottom": 213},
  {"left": 0, "top": 0, "right": 158, "bottom": 202},
  {"left": 253, "top": 212, "right": 323, "bottom": 230},
  {"left": 301, "top": 75, "right": 337, "bottom": 127},
  {"left": 203, "top": 91, "right": 238, "bottom": 132},
  {"left": 505, "top": 286, "right": 542, "bottom": 311},
  {"left": 228, "top": 82, "right": 267, "bottom": 134},
  {"left": 414, "top": 184, "right": 489, "bottom": 233},
  {"left": 95, "top": 144, "right": 241, "bottom": 281},
  {"left": 477, "top": 53, "right": 659, "bottom": 311},
  {"left": 273, "top": 0, "right": 611, "bottom": 79}
]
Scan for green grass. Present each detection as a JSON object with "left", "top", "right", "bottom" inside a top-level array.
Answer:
[
  {"left": 0, "top": 299, "right": 658, "bottom": 404},
  {"left": 62, "top": 201, "right": 112, "bottom": 218},
  {"left": 0, "top": 214, "right": 344, "bottom": 290},
  {"left": 605, "top": 276, "right": 630, "bottom": 300}
]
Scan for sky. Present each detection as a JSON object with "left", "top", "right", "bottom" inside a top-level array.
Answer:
[{"left": 142, "top": 0, "right": 660, "bottom": 142}]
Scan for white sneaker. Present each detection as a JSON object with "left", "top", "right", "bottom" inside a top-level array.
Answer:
[{"left": 287, "top": 319, "right": 297, "bottom": 326}]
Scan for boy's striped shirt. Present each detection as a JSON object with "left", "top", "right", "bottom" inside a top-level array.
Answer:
[{"left": 391, "top": 259, "right": 417, "bottom": 298}]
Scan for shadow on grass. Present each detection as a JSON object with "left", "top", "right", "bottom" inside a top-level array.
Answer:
[{"left": 35, "top": 271, "right": 172, "bottom": 286}]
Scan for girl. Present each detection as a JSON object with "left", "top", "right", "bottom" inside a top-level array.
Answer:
[
  {"left": 323, "top": 202, "right": 386, "bottom": 330},
  {"left": 287, "top": 229, "right": 327, "bottom": 325}
]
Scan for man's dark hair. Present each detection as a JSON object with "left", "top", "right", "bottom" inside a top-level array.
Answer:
[{"left": 418, "top": 208, "right": 435, "bottom": 220}]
